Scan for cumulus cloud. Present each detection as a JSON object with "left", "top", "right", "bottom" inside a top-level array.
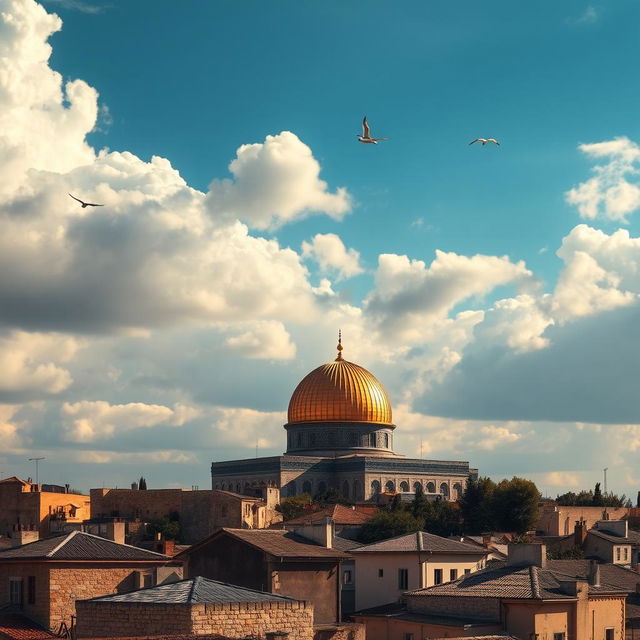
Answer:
[
  {"left": 0, "top": 330, "right": 79, "bottom": 401},
  {"left": 566, "top": 137, "right": 640, "bottom": 222},
  {"left": 365, "top": 250, "right": 532, "bottom": 342},
  {"left": 225, "top": 321, "right": 296, "bottom": 360},
  {"left": 302, "top": 233, "right": 364, "bottom": 280},
  {"left": 213, "top": 407, "right": 287, "bottom": 449},
  {"left": 206, "top": 132, "right": 351, "bottom": 230},
  {"left": 61, "top": 400, "right": 199, "bottom": 442}
]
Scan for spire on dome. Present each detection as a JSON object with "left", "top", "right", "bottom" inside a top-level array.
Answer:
[{"left": 336, "top": 330, "right": 343, "bottom": 361}]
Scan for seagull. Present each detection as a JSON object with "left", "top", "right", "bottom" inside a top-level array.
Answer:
[
  {"left": 68, "top": 193, "right": 104, "bottom": 208},
  {"left": 469, "top": 138, "right": 500, "bottom": 146},
  {"left": 358, "top": 116, "right": 388, "bottom": 144}
]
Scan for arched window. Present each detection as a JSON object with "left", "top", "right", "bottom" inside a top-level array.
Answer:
[
  {"left": 371, "top": 480, "right": 381, "bottom": 496},
  {"left": 384, "top": 433, "right": 390, "bottom": 448},
  {"left": 440, "top": 483, "right": 450, "bottom": 499},
  {"left": 317, "top": 481, "right": 327, "bottom": 495},
  {"left": 369, "top": 433, "right": 377, "bottom": 447},
  {"left": 400, "top": 481, "right": 409, "bottom": 492},
  {"left": 427, "top": 482, "right": 436, "bottom": 493},
  {"left": 236, "top": 483, "right": 241, "bottom": 493},
  {"left": 220, "top": 483, "right": 226, "bottom": 491},
  {"left": 286, "top": 482, "right": 297, "bottom": 497},
  {"left": 385, "top": 480, "right": 396, "bottom": 492},
  {"left": 413, "top": 481, "right": 422, "bottom": 492},
  {"left": 302, "top": 481, "right": 312, "bottom": 495},
  {"left": 452, "top": 483, "right": 463, "bottom": 500},
  {"left": 342, "top": 481, "right": 350, "bottom": 499}
]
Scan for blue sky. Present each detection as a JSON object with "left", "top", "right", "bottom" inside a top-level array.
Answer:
[{"left": 1, "top": 0, "right": 640, "bottom": 498}]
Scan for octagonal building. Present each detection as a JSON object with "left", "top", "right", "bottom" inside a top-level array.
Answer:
[{"left": 211, "top": 337, "right": 476, "bottom": 502}]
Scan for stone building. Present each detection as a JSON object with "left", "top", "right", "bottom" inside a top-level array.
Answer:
[
  {"left": 89, "top": 486, "right": 281, "bottom": 543},
  {"left": 0, "top": 476, "right": 90, "bottom": 539},
  {"left": 75, "top": 576, "right": 314, "bottom": 640},
  {"left": 0, "top": 530, "right": 182, "bottom": 633},
  {"left": 178, "top": 527, "right": 348, "bottom": 624},
  {"left": 211, "top": 338, "right": 476, "bottom": 501},
  {"left": 536, "top": 502, "right": 630, "bottom": 536}
]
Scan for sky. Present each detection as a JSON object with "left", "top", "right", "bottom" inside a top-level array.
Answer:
[{"left": 1, "top": 0, "right": 640, "bottom": 498}]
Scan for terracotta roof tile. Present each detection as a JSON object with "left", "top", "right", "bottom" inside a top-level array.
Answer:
[
  {"left": 0, "top": 615, "right": 55, "bottom": 640},
  {"left": 284, "top": 504, "right": 372, "bottom": 526}
]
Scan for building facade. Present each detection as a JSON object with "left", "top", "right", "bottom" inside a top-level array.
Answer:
[{"left": 211, "top": 339, "right": 476, "bottom": 501}]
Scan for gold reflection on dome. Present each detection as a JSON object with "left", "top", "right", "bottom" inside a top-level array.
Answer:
[{"left": 287, "top": 337, "right": 393, "bottom": 425}]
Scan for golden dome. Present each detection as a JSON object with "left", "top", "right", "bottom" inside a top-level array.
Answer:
[{"left": 287, "top": 337, "right": 393, "bottom": 425}]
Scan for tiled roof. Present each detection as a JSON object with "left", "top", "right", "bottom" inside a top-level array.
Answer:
[
  {"left": 0, "top": 531, "right": 171, "bottom": 562},
  {"left": 589, "top": 529, "right": 636, "bottom": 544},
  {"left": 405, "top": 564, "right": 626, "bottom": 600},
  {"left": 547, "top": 559, "right": 640, "bottom": 592},
  {"left": 212, "top": 490, "right": 262, "bottom": 502},
  {"left": 332, "top": 536, "right": 363, "bottom": 552},
  {"left": 353, "top": 531, "right": 488, "bottom": 555},
  {"left": 0, "top": 615, "right": 55, "bottom": 639},
  {"left": 85, "top": 576, "right": 301, "bottom": 605},
  {"left": 181, "top": 528, "right": 349, "bottom": 560},
  {"left": 284, "top": 504, "right": 373, "bottom": 526},
  {"left": 354, "top": 602, "right": 499, "bottom": 626}
]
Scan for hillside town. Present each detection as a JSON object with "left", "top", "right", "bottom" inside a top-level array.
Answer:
[{"left": 1, "top": 347, "right": 639, "bottom": 640}]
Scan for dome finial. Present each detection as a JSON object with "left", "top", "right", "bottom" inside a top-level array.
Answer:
[{"left": 336, "top": 329, "right": 343, "bottom": 361}]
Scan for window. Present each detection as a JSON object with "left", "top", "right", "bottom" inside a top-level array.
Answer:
[
  {"left": 616, "top": 547, "right": 621, "bottom": 561},
  {"left": 449, "top": 569, "right": 458, "bottom": 581},
  {"left": 27, "top": 576, "right": 35, "bottom": 605},
  {"left": 309, "top": 433, "right": 316, "bottom": 446},
  {"left": 9, "top": 579, "right": 23, "bottom": 606},
  {"left": 434, "top": 569, "right": 443, "bottom": 585},
  {"left": 369, "top": 433, "right": 376, "bottom": 447},
  {"left": 343, "top": 570, "right": 353, "bottom": 585},
  {"left": 404, "top": 634, "right": 414, "bottom": 640},
  {"left": 398, "top": 568, "right": 408, "bottom": 590},
  {"left": 464, "top": 569, "right": 471, "bottom": 575},
  {"left": 605, "top": 629, "right": 615, "bottom": 640},
  {"left": 384, "top": 433, "right": 390, "bottom": 448},
  {"left": 553, "top": 633, "right": 565, "bottom": 640},
  {"left": 378, "top": 569, "right": 384, "bottom": 578},
  {"left": 624, "top": 547, "right": 629, "bottom": 561}
]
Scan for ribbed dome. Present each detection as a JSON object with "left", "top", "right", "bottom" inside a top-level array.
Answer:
[{"left": 287, "top": 358, "right": 393, "bottom": 425}]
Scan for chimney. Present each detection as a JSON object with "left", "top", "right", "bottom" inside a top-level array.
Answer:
[
  {"left": 482, "top": 534, "right": 492, "bottom": 547},
  {"left": 507, "top": 543, "right": 546, "bottom": 568},
  {"left": 106, "top": 521, "right": 125, "bottom": 545},
  {"left": 588, "top": 560, "right": 600, "bottom": 587},
  {"left": 575, "top": 519, "right": 587, "bottom": 547},
  {"left": 131, "top": 482, "right": 139, "bottom": 491},
  {"left": 323, "top": 517, "right": 333, "bottom": 549},
  {"left": 163, "top": 539, "right": 175, "bottom": 556},
  {"left": 11, "top": 530, "right": 40, "bottom": 547}
]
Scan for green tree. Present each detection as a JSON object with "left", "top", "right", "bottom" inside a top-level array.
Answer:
[
  {"left": 426, "top": 500, "right": 462, "bottom": 537},
  {"left": 138, "top": 477, "right": 147, "bottom": 490},
  {"left": 593, "top": 482, "right": 603, "bottom": 506},
  {"left": 492, "top": 477, "right": 540, "bottom": 534},
  {"left": 313, "top": 487, "right": 352, "bottom": 507},
  {"left": 389, "top": 493, "right": 403, "bottom": 512},
  {"left": 277, "top": 494, "right": 312, "bottom": 520},
  {"left": 358, "top": 510, "right": 424, "bottom": 544},
  {"left": 411, "top": 484, "right": 433, "bottom": 521},
  {"left": 148, "top": 512, "right": 180, "bottom": 541},
  {"left": 459, "top": 477, "right": 496, "bottom": 534}
]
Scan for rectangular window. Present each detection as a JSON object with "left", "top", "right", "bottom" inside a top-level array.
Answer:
[
  {"left": 464, "top": 568, "right": 471, "bottom": 575},
  {"left": 553, "top": 633, "right": 565, "bottom": 640},
  {"left": 378, "top": 569, "right": 384, "bottom": 578},
  {"left": 9, "top": 579, "right": 23, "bottom": 606},
  {"left": 449, "top": 569, "right": 458, "bottom": 581},
  {"left": 624, "top": 547, "right": 629, "bottom": 561},
  {"left": 605, "top": 628, "right": 614, "bottom": 640},
  {"left": 27, "top": 576, "right": 35, "bottom": 605},
  {"left": 343, "top": 570, "right": 352, "bottom": 585},
  {"left": 434, "top": 569, "right": 443, "bottom": 585},
  {"left": 616, "top": 547, "right": 621, "bottom": 561},
  {"left": 404, "top": 634, "right": 414, "bottom": 640},
  {"left": 398, "top": 568, "right": 408, "bottom": 590}
]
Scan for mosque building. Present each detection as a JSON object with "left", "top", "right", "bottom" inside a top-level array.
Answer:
[{"left": 211, "top": 336, "right": 476, "bottom": 502}]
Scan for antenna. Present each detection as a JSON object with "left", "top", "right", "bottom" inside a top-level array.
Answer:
[{"left": 28, "top": 457, "right": 45, "bottom": 485}]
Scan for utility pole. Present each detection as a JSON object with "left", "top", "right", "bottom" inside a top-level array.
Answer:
[
  {"left": 28, "top": 457, "right": 45, "bottom": 485},
  {"left": 603, "top": 467, "right": 608, "bottom": 494}
]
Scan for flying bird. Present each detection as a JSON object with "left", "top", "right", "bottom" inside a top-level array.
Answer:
[
  {"left": 68, "top": 193, "right": 104, "bottom": 208},
  {"left": 469, "top": 138, "right": 500, "bottom": 146},
  {"left": 358, "top": 116, "right": 388, "bottom": 144}
]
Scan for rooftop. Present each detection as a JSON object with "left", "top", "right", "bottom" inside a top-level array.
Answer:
[
  {"left": 405, "top": 564, "right": 627, "bottom": 600},
  {"left": 85, "top": 576, "right": 302, "bottom": 605},
  {"left": 0, "top": 614, "right": 55, "bottom": 640},
  {"left": 0, "top": 530, "right": 172, "bottom": 562},
  {"left": 353, "top": 531, "right": 489, "bottom": 555},
  {"left": 284, "top": 504, "right": 373, "bottom": 526}
]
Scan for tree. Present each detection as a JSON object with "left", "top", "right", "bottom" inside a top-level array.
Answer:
[
  {"left": 411, "top": 484, "right": 433, "bottom": 521},
  {"left": 277, "top": 494, "right": 312, "bottom": 520},
  {"left": 426, "top": 500, "right": 462, "bottom": 537},
  {"left": 138, "top": 477, "right": 147, "bottom": 490},
  {"left": 389, "top": 493, "right": 403, "bottom": 512},
  {"left": 358, "top": 510, "right": 423, "bottom": 544},
  {"left": 492, "top": 477, "right": 540, "bottom": 534},
  {"left": 148, "top": 512, "right": 180, "bottom": 541},
  {"left": 593, "top": 482, "right": 603, "bottom": 506},
  {"left": 459, "top": 477, "right": 496, "bottom": 534},
  {"left": 313, "top": 487, "right": 352, "bottom": 507}
]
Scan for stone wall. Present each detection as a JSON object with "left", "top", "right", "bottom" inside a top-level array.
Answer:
[{"left": 75, "top": 599, "right": 314, "bottom": 640}]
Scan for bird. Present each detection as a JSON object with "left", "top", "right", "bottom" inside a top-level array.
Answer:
[
  {"left": 358, "top": 116, "right": 388, "bottom": 144},
  {"left": 469, "top": 138, "right": 500, "bottom": 146},
  {"left": 68, "top": 193, "right": 104, "bottom": 208}
]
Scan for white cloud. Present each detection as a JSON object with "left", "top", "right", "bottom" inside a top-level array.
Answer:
[
  {"left": 566, "top": 137, "right": 640, "bottom": 222},
  {"left": 539, "top": 471, "right": 582, "bottom": 488},
  {"left": 225, "top": 321, "right": 296, "bottom": 360},
  {"left": 574, "top": 6, "right": 599, "bottom": 25},
  {"left": 0, "top": 330, "right": 79, "bottom": 400},
  {"left": 61, "top": 400, "right": 198, "bottom": 442},
  {"left": 206, "top": 132, "right": 351, "bottom": 230},
  {"left": 213, "top": 407, "right": 287, "bottom": 449},
  {"left": 302, "top": 233, "right": 363, "bottom": 280}
]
